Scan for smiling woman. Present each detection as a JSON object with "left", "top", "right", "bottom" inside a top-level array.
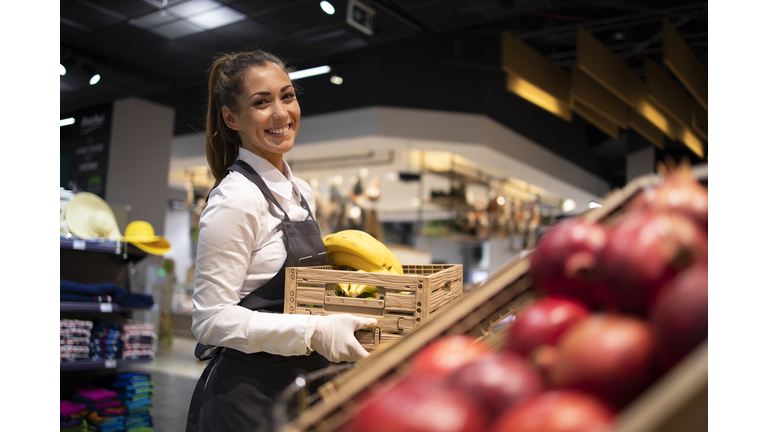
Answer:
[{"left": 186, "top": 50, "right": 376, "bottom": 432}]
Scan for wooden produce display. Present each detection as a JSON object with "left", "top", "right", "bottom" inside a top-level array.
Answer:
[
  {"left": 281, "top": 164, "right": 708, "bottom": 432},
  {"left": 284, "top": 264, "right": 463, "bottom": 352}
]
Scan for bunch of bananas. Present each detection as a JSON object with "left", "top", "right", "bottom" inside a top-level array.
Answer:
[{"left": 323, "top": 230, "right": 404, "bottom": 298}]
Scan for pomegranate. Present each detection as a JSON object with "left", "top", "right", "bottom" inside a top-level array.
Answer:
[
  {"left": 629, "top": 163, "right": 708, "bottom": 230},
  {"left": 447, "top": 352, "right": 544, "bottom": 420},
  {"left": 529, "top": 219, "right": 609, "bottom": 308},
  {"left": 550, "top": 314, "right": 656, "bottom": 409},
  {"left": 598, "top": 210, "right": 707, "bottom": 316},
  {"left": 490, "top": 390, "right": 614, "bottom": 432},
  {"left": 409, "top": 335, "right": 493, "bottom": 379},
  {"left": 346, "top": 375, "right": 489, "bottom": 432},
  {"left": 506, "top": 296, "right": 591, "bottom": 358},
  {"left": 650, "top": 262, "right": 708, "bottom": 370}
]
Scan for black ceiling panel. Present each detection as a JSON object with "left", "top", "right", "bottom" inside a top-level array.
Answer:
[
  {"left": 228, "top": 0, "right": 287, "bottom": 15},
  {"left": 82, "top": 0, "right": 157, "bottom": 18},
  {"left": 61, "top": 3, "right": 124, "bottom": 30},
  {"left": 252, "top": 6, "right": 327, "bottom": 36},
  {"left": 207, "top": 18, "right": 283, "bottom": 46}
]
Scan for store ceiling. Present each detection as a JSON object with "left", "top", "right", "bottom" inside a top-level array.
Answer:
[{"left": 60, "top": 0, "right": 708, "bottom": 188}]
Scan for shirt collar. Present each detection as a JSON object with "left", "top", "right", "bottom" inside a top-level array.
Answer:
[{"left": 237, "top": 147, "right": 296, "bottom": 200}]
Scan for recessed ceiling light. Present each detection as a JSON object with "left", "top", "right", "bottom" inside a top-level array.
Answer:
[
  {"left": 60, "top": 64, "right": 67, "bottom": 76},
  {"left": 289, "top": 65, "right": 331, "bottom": 80},
  {"left": 330, "top": 75, "right": 343, "bottom": 85},
  {"left": 186, "top": 6, "right": 246, "bottom": 30},
  {"left": 148, "top": 19, "right": 205, "bottom": 40},
  {"left": 89, "top": 74, "right": 101, "bottom": 85},
  {"left": 166, "top": 0, "right": 220, "bottom": 19},
  {"left": 320, "top": 1, "right": 335, "bottom": 15},
  {"left": 60, "top": 117, "right": 76, "bottom": 127}
]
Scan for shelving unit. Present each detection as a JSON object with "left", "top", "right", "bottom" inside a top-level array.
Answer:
[
  {"left": 60, "top": 358, "right": 153, "bottom": 372},
  {"left": 60, "top": 235, "right": 152, "bottom": 372}
]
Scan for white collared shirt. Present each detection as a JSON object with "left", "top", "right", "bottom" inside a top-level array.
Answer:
[{"left": 191, "top": 147, "right": 316, "bottom": 356}]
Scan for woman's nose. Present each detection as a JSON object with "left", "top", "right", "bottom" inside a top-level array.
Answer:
[{"left": 272, "top": 101, "right": 287, "bottom": 119}]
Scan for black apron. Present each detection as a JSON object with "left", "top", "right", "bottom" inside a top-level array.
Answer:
[{"left": 186, "top": 160, "right": 328, "bottom": 432}]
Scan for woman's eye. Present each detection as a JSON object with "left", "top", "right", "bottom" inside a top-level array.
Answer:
[
  {"left": 253, "top": 99, "right": 268, "bottom": 106},
  {"left": 282, "top": 93, "right": 295, "bottom": 100}
]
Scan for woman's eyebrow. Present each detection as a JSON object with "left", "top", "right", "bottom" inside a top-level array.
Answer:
[{"left": 248, "top": 85, "right": 294, "bottom": 100}]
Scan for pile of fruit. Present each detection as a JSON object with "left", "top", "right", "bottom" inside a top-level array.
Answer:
[
  {"left": 340, "top": 162, "right": 708, "bottom": 432},
  {"left": 322, "top": 230, "right": 403, "bottom": 298}
]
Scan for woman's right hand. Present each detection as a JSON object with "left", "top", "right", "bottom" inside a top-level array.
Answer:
[{"left": 307, "top": 314, "right": 377, "bottom": 363}]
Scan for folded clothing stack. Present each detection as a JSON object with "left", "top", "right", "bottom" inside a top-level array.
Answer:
[
  {"left": 121, "top": 322, "right": 156, "bottom": 361},
  {"left": 90, "top": 322, "right": 123, "bottom": 361},
  {"left": 60, "top": 280, "right": 154, "bottom": 308},
  {"left": 61, "top": 320, "right": 93, "bottom": 362},
  {"left": 60, "top": 400, "right": 88, "bottom": 432},
  {"left": 95, "top": 373, "right": 154, "bottom": 431},
  {"left": 69, "top": 385, "right": 126, "bottom": 432}
]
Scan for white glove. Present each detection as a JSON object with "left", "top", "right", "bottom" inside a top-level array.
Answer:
[{"left": 305, "top": 314, "right": 377, "bottom": 363}]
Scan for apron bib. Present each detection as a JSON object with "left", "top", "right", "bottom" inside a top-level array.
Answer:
[{"left": 186, "top": 160, "right": 327, "bottom": 432}]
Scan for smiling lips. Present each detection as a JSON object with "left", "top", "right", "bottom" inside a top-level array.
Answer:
[{"left": 266, "top": 124, "right": 291, "bottom": 135}]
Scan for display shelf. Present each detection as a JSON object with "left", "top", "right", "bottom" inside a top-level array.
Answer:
[
  {"left": 60, "top": 237, "right": 149, "bottom": 264},
  {"left": 60, "top": 358, "right": 152, "bottom": 372},
  {"left": 60, "top": 237, "right": 122, "bottom": 254},
  {"left": 60, "top": 302, "right": 157, "bottom": 313}
]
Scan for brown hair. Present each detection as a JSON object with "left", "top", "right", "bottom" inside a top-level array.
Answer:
[{"left": 205, "top": 50, "right": 294, "bottom": 184}]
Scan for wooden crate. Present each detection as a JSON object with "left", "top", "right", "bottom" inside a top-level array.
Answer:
[
  {"left": 283, "top": 165, "right": 708, "bottom": 432},
  {"left": 284, "top": 264, "right": 463, "bottom": 352}
]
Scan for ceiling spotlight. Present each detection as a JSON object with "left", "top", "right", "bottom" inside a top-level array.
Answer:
[
  {"left": 330, "top": 75, "right": 343, "bottom": 85},
  {"left": 561, "top": 199, "right": 576, "bottom": 212},
  {"left": 60, "top": 64, "right": 67, "bottom": 76},
  {"left": 320, "top": 1, "right": 335, "bottom": 15},
  {"left": 60, "top": 117, "right": 76, "bottom": 127},
  {"left": 89, "top": 74, "right": 101, "bottom": 85}
]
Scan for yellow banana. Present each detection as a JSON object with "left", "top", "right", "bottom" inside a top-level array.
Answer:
[
  {"left": 328, "top": 250, "right": 388, "bottom": 273},
  {"left": 326, "top": 230, "right": 404, "bottom": 274},
  {"left": 334, "top": 283, "right": 350, "bottom": 297},
  {"left": 323, "top": 231, "right": 388, "bottom": 268}
]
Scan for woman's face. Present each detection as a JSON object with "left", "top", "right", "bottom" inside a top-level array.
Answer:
[{"left": 222, "top": 62, "right": 300, "bottom": 170}]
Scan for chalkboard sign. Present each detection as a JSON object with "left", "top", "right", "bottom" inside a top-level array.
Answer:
[{"left": 62, "top": 104, "right": 113, "bottom": 198}]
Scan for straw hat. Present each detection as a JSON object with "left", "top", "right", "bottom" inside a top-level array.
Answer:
[
  {"left": 122, "top": 221, "right": 171, "bottom": 255},
  {"left": 65, "top": 192, "right": 122, "bottom": 241}
]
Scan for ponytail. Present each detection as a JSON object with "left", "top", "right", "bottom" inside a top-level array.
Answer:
[{"left": 204, "top": 50, "right": 294, "bottom": 184}]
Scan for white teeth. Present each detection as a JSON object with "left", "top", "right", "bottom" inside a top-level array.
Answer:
[{"left": 267, "top": 126, "right": 289, "bottom": 134}]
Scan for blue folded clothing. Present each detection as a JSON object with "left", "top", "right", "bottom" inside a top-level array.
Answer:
[{"left": 60, "top": 280, "right": 154, "bottom": 307}]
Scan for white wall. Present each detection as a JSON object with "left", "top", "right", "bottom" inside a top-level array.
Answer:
[
  {"left": 164, "top": 207, "right": 193, "bottom": 285},
  {"left": 106, "top": 97, "right": 175, "bottom": 235}
]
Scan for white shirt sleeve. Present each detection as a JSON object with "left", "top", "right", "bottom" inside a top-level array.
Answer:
[{"left": 190, "top": 177, "right": 313, "bottom": 356}]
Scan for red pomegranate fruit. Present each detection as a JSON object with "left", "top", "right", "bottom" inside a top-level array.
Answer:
[
  {"left": 490, "top": 390, "right": 614, "bottom": 432},
  {"left": 550, "top": 314, "right": 657, "bottom": 409},
  {"left": 529, "top": 218, "right": 609, "bottom": 308},
  {"left": 447, "top": 352, "right": 544, "bottom": 420},
  {"left": 598, "top": 209, "right": 707, "bottom": 316},
  {"left": 650, "top": 262, "right": 708, "bottom": 370},
  {"left": 629, "top": 163, "right": 708, "bottom": 230},
  {"left": 409, "top": 335, "right": 493, "bottom": 379},
  {"left": 346, "top": 376, "right": 489, "bottom": 432},
  {"left": 506, "top": 296, "right": 591, "bottom": 358}
]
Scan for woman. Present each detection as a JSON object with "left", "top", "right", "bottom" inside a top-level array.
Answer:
[{"left": 185, "top": 50, "right": 376, "bottom": 432}]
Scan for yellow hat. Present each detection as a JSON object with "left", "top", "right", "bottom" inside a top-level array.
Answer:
[
  {"left": 122, "top": 221, "right": 171, "bottom": 255},
  {"left": 65, "top": 192, "right": 122, "bottom": 241}
]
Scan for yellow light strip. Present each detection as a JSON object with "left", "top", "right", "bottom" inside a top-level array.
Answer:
[{"left": 506, "top": 72, "right": 572, "bottom": 122}]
